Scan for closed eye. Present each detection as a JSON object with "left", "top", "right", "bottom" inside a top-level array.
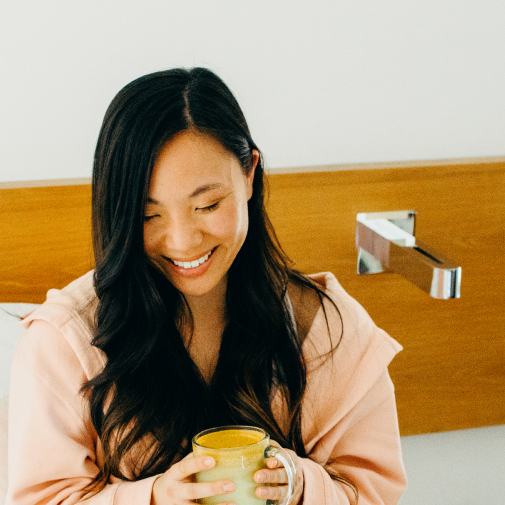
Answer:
[
  {"left": 144, "top": 215, "right": 158, "bottom": 222},
  {"left": 197, "top": 202, "right": 220, "bottom": 212}
]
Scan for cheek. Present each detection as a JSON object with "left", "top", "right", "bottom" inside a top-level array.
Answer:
[
  {"left": 211, "top": 204, "right": 248, "bottom": 240},
  {"left": 143, "top": 226, "right": 161, "bottom": 256}
]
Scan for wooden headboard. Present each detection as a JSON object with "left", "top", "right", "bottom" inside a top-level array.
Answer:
[{"left": 1, "top": 158, "right": 504, "bottom": 436}]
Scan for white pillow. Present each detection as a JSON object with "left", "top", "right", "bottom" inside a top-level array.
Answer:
[{"left": 0, "top": 303, "right": 40, "bottom": 505}]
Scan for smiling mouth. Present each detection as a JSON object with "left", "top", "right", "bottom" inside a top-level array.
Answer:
[{"left": 168, "top": 247, "right": 216, "bottom": 270}]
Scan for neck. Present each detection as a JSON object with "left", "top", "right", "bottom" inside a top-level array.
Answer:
[{"left": 179, "top": 276, "right": 228, "bottom": 341}]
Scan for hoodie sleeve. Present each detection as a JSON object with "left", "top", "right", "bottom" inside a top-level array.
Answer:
[
  {"left": 6, "top": 319, "right": 158, "bottom": 505},
  {"left": 295, "top": 273, "right": 407, "bottom": 504},
  {"left": 300, "top": 371, "right": 407, "bottom": 504}
]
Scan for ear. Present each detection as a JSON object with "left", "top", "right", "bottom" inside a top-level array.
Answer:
[{"left": 246, "top": 150, "right": 260, "bottom": 200}]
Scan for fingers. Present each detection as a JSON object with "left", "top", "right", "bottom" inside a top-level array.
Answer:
[
  {"left": 173, "top": 481, "right": 236, "bottom": 500},
  {"left": 256, "top": 443, "right": 304, "bottom": 504},
  {"left": 156, "top": 475, "right": 236, "bottom": 503},
  {"left": 171, "top": 454, "right": 216, "bottom": 480},
  {"left": 255, "top": 467, "right": 288, "bottom": 484},
  {"left": 152, "top": 455, "right": 236, "bottom": 504},
  {"left": 255, "top": 463, "right": 288, "bottom": 503},
  {"left": 267, "top": 456, "right": 280, "bottom": 469},
  {"left": 255, "top": 484, "right": 288, "bottom": 502}
]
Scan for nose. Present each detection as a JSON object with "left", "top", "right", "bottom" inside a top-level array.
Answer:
[{"left": 163, "top": 214, "right": 204, "bottom": 254}]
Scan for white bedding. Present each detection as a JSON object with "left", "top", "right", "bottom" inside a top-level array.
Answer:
[{"left": 0, "top": 303, "right": 40, "bottom": 505}]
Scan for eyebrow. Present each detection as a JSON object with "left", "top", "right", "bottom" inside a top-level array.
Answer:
[
  {"left": 147, "top": 183, "right": 225, "bottom": 205},
  {"left": 189, "top": 182, "right": 225, "bottom": 198}
]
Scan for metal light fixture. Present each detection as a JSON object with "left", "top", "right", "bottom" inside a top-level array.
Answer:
[{"left": 356, "top": 211, "right": 461, "bottom": 299}]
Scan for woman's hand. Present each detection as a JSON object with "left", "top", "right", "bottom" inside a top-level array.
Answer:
[
  {"left": 254, "top": 442, "right": 304, "bottom": 504},
  {"left": 151, "top": 453, "right": 236, "bottom": 505}
]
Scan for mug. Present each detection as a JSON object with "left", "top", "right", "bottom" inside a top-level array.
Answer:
[{"left": 192, "top": 425, "right": 299, "bottom": 505}]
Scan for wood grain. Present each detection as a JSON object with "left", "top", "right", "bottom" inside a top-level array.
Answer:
[
  {"left": 266, "top": 161, "right": 505, "bottom": 435},
  {"left": 1, "top": 160, "right": 504, "bottom": 435},
  {"left": 0, "top": 185, "right": 94, "bottom": 302}
]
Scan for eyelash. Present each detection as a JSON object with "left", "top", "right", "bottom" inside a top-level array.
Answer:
[
  {"left": 144, "top": 202, "right": 220, "bottom": 221},
  {"left": 198, "top": 202, "right": 220, "bottom": 212}
]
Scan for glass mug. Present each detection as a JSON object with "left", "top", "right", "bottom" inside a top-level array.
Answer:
[{"left": 192, "top": 425, "right": 300, "bottom": 505}]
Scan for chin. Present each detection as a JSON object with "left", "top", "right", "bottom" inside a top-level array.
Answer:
[{"left": 170, "top": 276, "right": 226, "bottom": 298}]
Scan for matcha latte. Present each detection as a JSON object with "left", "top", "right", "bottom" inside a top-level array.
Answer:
[{"left": 192, "top": 426, "right": 269, "bottom": 505}]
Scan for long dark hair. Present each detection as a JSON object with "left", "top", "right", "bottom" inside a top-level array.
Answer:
[{"left": 83, "top": 67, "right": 353, "bottom": 497}]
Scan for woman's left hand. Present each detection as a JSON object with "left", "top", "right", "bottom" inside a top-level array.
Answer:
[{"left": 254, "top": 442, "right": 304, "bottom": 504}]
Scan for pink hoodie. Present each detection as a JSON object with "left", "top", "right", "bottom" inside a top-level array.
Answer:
[{"left": 7, "top": 271, "right": 407, "bottom": 504}]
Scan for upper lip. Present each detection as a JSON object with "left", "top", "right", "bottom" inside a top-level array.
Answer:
[{"left": 165, "top": 247, "right": 215, "bottom": 263}]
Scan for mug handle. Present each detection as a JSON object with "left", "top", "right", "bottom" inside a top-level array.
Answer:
[{"left": 264, "top": 446, "right": 301, "bottom": 505}]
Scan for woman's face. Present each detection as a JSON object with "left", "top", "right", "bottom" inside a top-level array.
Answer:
[{"left": 144, "top": 130, "right": 258, "bottom": 299}]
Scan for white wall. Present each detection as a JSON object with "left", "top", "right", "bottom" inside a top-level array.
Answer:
[{"left": 1, "top": 0, "right": 504, "bottom": 183}]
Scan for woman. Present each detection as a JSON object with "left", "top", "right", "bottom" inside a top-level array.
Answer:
[{"left": 7, "top": 68, "right": 407, "bottom": 504}]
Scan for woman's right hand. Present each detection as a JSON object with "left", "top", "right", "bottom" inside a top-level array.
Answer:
[{"left": 151, "top": 453, "right": 236, "bottom": 505}]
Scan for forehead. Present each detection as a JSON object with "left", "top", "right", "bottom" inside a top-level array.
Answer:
[{"left": 148, "top": 130, "right": 242, "bottom": 199}]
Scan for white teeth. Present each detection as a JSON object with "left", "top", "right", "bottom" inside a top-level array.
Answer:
[{"left": 172, "top": 250, "right": 213, "bottom": 269}]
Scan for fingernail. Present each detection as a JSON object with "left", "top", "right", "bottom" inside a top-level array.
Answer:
[
  {"left": 204, "top": 457, "right": 215, "bottom": 467},
  {"left": 256, "top": 472, "right": 266, "bottom": 482},
  {"left": 258, "top": 488, "right": 268, "bottom": 497},
  {"left": 224, "top": 482, "right": 236, "bottom": 492}
]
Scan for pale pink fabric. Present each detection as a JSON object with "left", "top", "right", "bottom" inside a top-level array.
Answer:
[{"left": 7, "top": 271, "right": 407, "bottom": 504}]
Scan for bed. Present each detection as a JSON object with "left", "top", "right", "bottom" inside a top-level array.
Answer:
[{"left": 1, "top": 157, "right": 504, "bottom": 502}]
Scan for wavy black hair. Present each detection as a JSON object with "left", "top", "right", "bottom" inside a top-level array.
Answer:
[{"left": 82, "top": 67, "right": 354, "bottom": 498}]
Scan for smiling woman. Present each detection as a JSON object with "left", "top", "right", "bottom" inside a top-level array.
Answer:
[
  {"left": 143, "top": 131, "right": 257, "bottom": 299},
  {"left": 6, "top": 68, "right": 407, "bottom": 505}
]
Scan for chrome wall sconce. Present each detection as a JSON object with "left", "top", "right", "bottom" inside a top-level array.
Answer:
[{"left": 356, "top": 211, "right": 461, "bottom": 299}]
